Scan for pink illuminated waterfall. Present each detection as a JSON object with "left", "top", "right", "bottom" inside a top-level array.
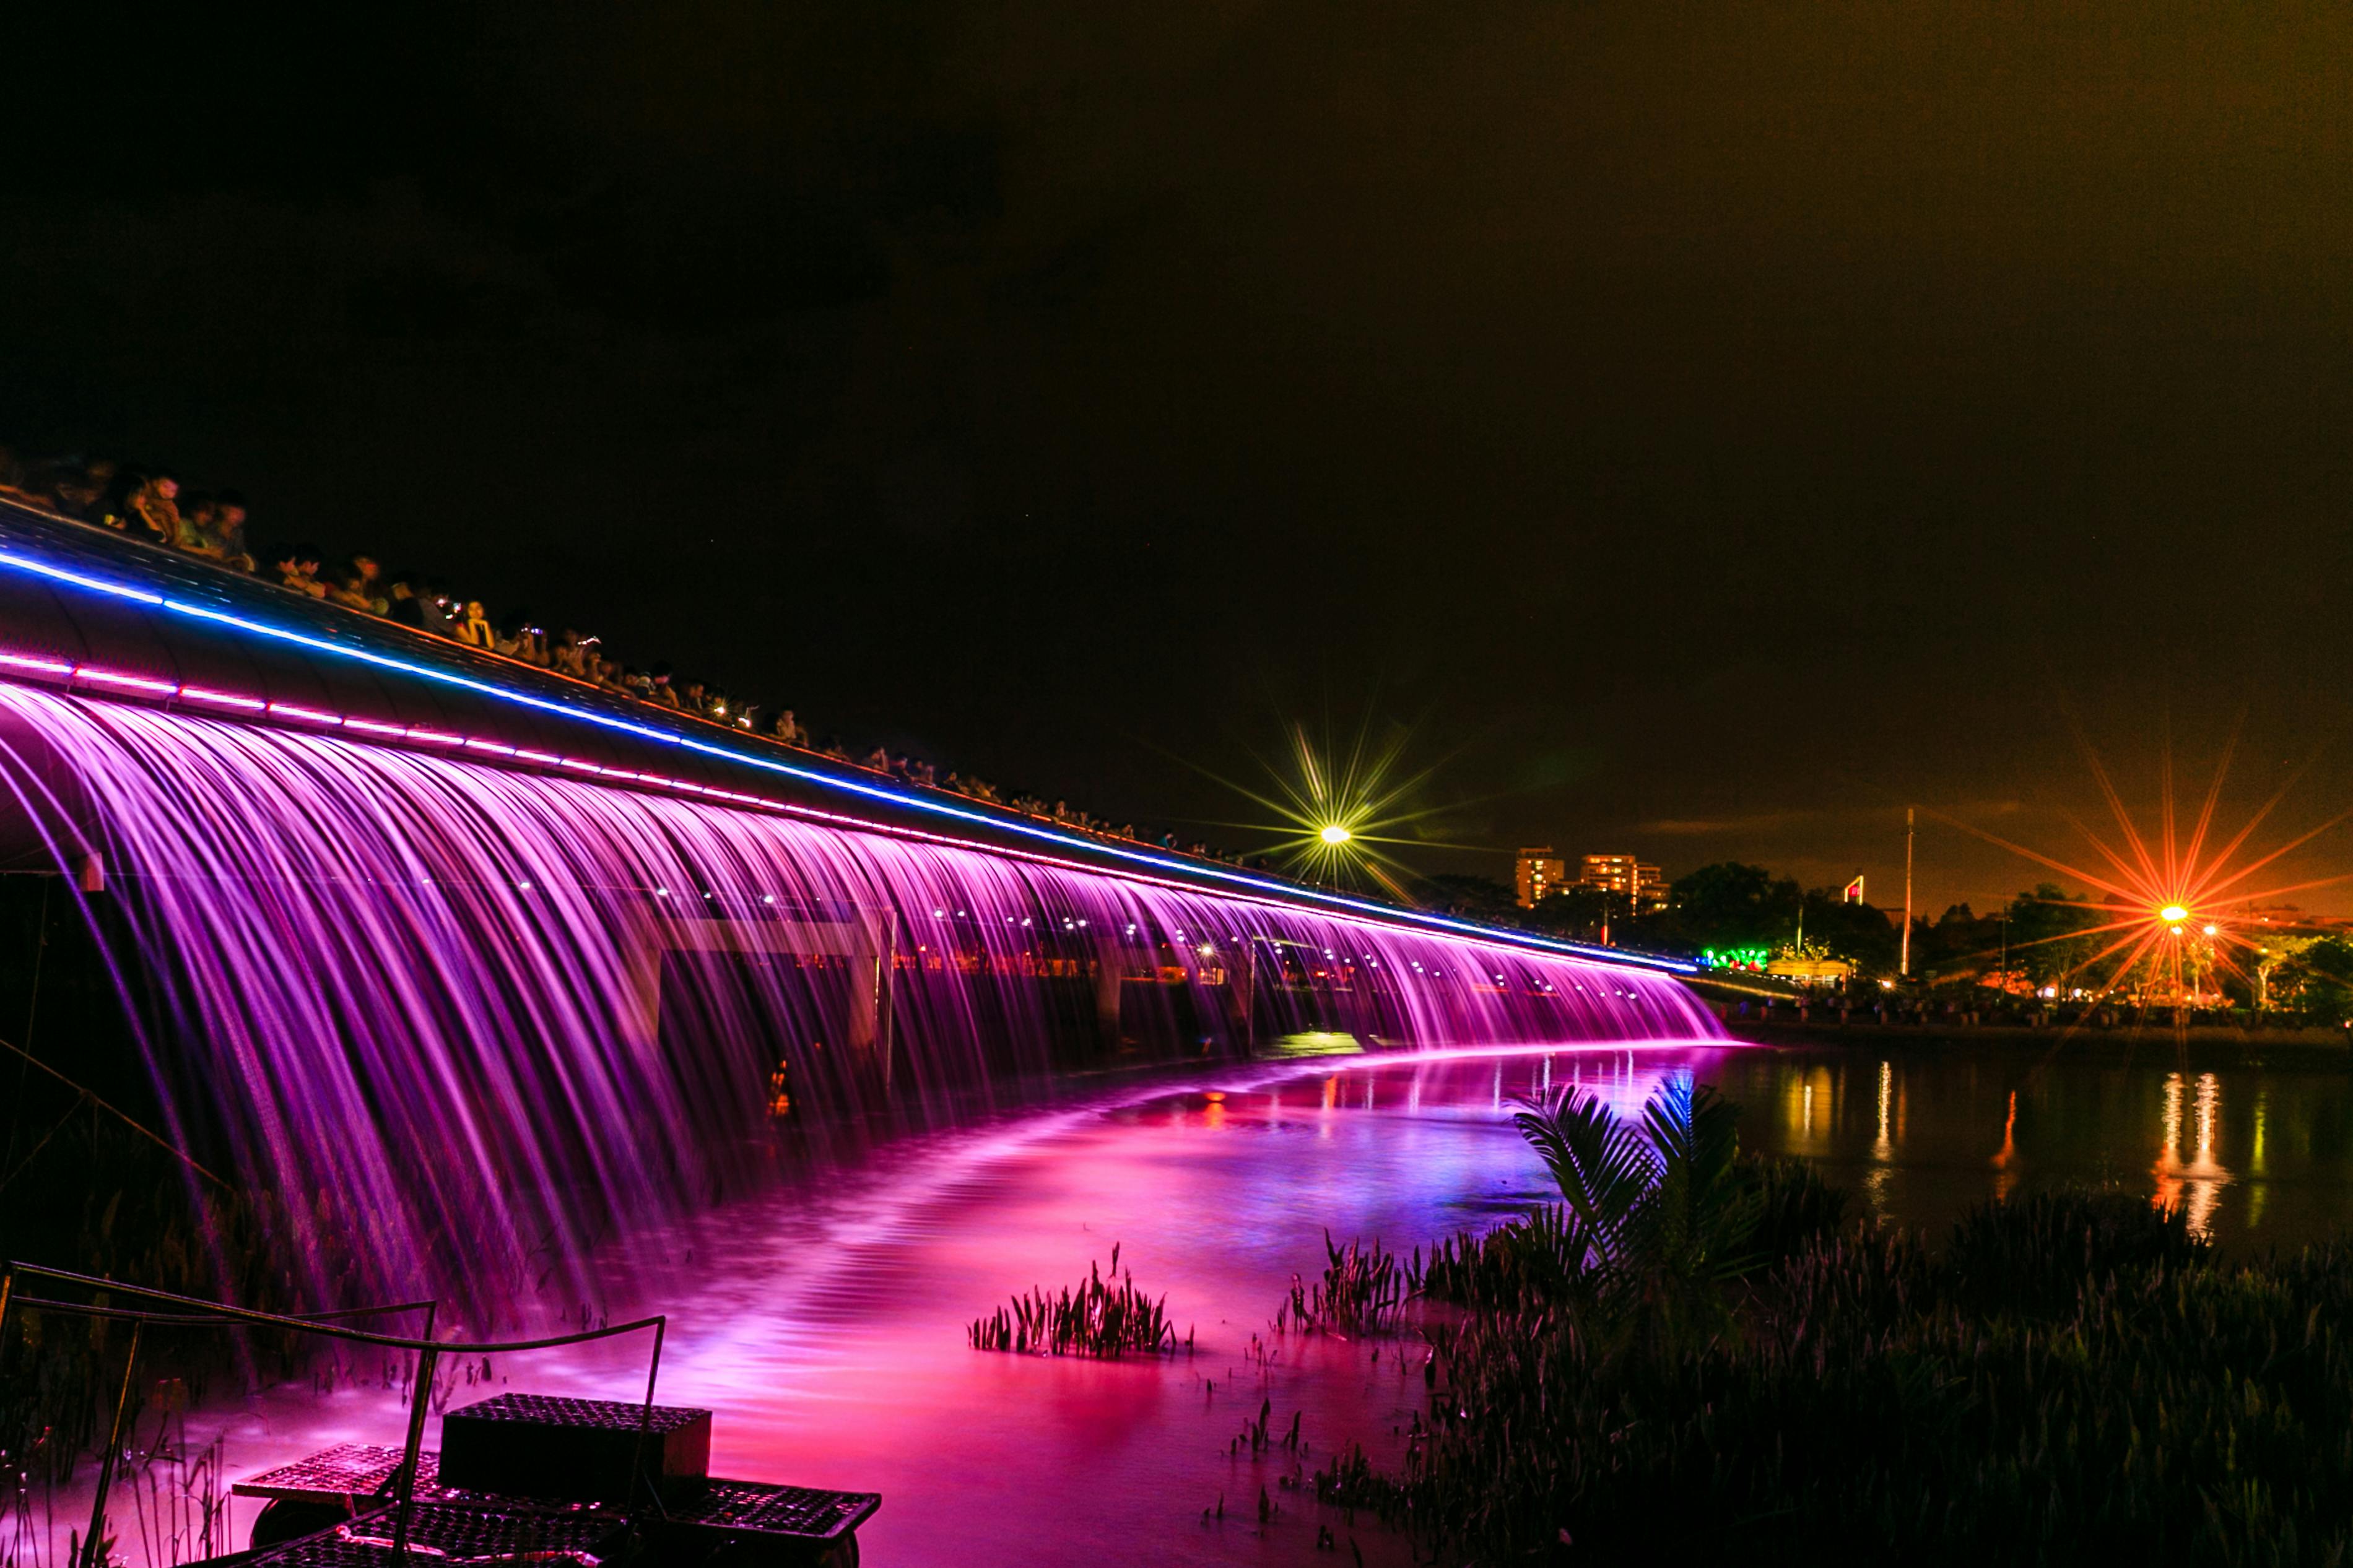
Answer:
[{"left": 0, "top": 685, "right": 1718, "bottom": 1302}]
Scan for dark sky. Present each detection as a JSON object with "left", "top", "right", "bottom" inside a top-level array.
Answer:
[{"left": 5, "top": 2, "right": 2350, "bottom": 916}]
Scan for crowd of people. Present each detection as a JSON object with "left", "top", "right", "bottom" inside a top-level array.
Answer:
[{"left": 0, "top": 450, "right": 1254, "bottom": 867}]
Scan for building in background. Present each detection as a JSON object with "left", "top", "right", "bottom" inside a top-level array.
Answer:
[
  {"left": 2237, "top": 903, "right": 2353, "bottom": 933},
  {"left": 1580, "top": 854, "right": 1668, "bottom": 912},
  {"left": 1515, "top": 847, "right": 1568, "bottom": 909}
]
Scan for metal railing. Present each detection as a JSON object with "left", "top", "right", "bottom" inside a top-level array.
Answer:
[{"left": 0, "top": 1262, "right": 669, "bottom": 1568}]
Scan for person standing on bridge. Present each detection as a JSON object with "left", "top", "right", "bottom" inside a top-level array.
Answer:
[
  {"left": 454, "top": 600, "right": 497, "bottom": 648},
  {"left": 498, "top": 615, "right": 549, "bottom": 665},
  {"left": 273, "top": 544, "right": 327, "bottom": 598},
  {"left": 211, "top": 495, "right": 255, "bottom": 571},
  {"left": 128, "top": 474, "right": 185, "bottom": 548},
  {"left": 384, "top": 577, "right": 427, "bottom": 630}
]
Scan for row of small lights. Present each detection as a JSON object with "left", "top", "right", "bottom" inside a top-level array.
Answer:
[
  {"left": 3, "top": 641, "right": 1476, "bottom": 948},
  {"left": 7, "top": 640, "right": 1677, "bottom": 1002},
  {"left": 0, "top": 539, "right": 1698, "bottom": 974},
  {"left": 0, "top": 649, "right": 804, "bottom": 802}
]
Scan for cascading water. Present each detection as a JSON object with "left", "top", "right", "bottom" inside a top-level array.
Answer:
[{"left": 0, "top": 684, "right": 1719, "bottom": 1307}]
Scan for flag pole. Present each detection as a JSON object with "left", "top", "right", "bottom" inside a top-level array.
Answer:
[{"left": 1900, "top": 807, "right": 1915, "bottom": 979}]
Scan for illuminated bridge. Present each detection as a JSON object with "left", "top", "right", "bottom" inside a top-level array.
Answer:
[{"left": 0, "top": 500, "right": 1717, "bottom": 1295}]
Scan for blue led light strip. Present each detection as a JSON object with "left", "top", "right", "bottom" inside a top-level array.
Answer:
[{"left": 0, "top": 542, "right": 1696, "bottom": 974}]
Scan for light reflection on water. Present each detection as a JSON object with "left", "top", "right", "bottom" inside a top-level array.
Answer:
[
  {"left": 1709, "top": 1045, "right": 2351, "bottom": 1247},
  {"left": 185, "top": 1039, "right": 2353, "bottom": 1566}
]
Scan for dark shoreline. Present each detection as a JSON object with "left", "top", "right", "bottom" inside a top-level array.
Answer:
[{"left": 1725, "top": 1018, "right": 2351, "bottom": 1060}]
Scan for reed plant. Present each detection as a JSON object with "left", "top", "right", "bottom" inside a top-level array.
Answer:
[
  {"left": 0, "top": 1109, "right": 347, "bottom": 1568},
  {"left": 968, "top": 1244, "right": 1190, "bottom": 1359},
  {"left": 1278, "top": 1232, "right": 1405, "bottom": 1335}
]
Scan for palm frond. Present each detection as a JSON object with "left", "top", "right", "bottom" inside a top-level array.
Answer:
[
  {"left": 1511, "top": 1089, "right": 1657, "bottom": 1270},
  {"left": 1641, "top": 1073, "right": 1765, "bottom": 1287}
]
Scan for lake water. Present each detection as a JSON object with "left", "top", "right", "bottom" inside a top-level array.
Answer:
[
  {"left": 1715, "top": 1033, "right": 2353, "bottom": 1247},
  {"left": 71, "top": 1034, "right": 2353, "bottom": 1567}
]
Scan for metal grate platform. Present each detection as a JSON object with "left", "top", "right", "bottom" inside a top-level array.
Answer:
[
  {"left": 447, "top": 1394, "right": 710, "bottom": 1436},
  {"left": 230, "top": 1444, "right": 441, "bottom": 1505},
  {"left": 442, "top": 1393, "right": 713, "bottom": 1504},
  {"left": 243, "top": 1501, "right": 630, "bottom": 1568},
  {"left": 232, "top": 1444, "right": 881, "bottom": 1557},
  {"left": 661, "top": 1478, "right": 880, "bottom": 1542}
]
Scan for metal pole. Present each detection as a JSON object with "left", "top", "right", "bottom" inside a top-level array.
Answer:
[
  {"left": 632, "top": 1319, "right": 668, "bottom": 1514},
  {"left": 390, "top": 1343, "right": 438, "bottom": 1561},
  {"left": 1900, "top": 807, "right": 1915, "bottom": 979},
  {"left": 82, "top": 1319, "right": 142, "bottom": 1568}
]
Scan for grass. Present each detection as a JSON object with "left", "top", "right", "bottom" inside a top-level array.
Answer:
[
  {"left": 0, "top": 1111, "right": 350, "bottom": 1568},
  {"left": 1313, "top": 1078, "right": 2353, "bottom": 1565},
  {"left": 1277, "top": 1231, "right": 1405, "bottom": 1335}
]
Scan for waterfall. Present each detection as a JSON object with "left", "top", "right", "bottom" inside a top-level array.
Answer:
[{"left": 0, "top": 684, "right": 1718, "bottom": 1306}]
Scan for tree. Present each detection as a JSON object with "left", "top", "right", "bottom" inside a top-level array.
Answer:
[
  {"left": 1797, "top": 888, "right": 1901, "bottom": 975},
  {"left": 1913, "top": 903, "right": 2003, "bottom": 984},
  {"left": 2285, "top": 935, "right": 2353, "bottom": 1020},
  {"left": 2003, "top": 884, "right": 2105, "bottom": 992},
  {"left": 1646, "top": 862, "right": 1801, "bottom": 955}
]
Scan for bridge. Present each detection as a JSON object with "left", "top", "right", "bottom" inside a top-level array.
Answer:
[{"left": 0, "top": 500, "right": 1685, "bottom": 970}]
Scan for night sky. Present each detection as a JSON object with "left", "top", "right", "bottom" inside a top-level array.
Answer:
[{"left": 6, "top": 4, "right": 2349, "bottom": 916}]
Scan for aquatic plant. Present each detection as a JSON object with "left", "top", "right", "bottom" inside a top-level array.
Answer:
[
  {"left": 1326, "top": 1153, "right": 2353, "bottom": 1564},
  {"left": 1278, "top": 1232, "right": 1404, "bottom": 1335},
  {"left": 968, "top": 1245, "right": 1190, "bottom": 1359},
  {"left": 1407, "top": 1204, "right": 1584, "bottom": 1317},
  {"left": 1736, "top": 1147, "right": 1848, "bottom": 1265},
  {"left": 1409, "top": 1075, "right": 1800, "bottom": 1343},
  {"left": 1412, "top": 1148, "right": 1845, "bottom": 1314}
]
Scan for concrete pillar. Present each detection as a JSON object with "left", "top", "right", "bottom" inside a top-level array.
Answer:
[
  {"left": 621, "top": 908, "right": 886, "bottom": 1052},
  {"left": 1092, "top": 937, "right": 1124, "bottom": 1042}
]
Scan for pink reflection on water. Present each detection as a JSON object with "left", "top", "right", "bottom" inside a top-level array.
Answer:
[{"left": 174, "top": 1043, "right": 1732, "bottom": 1567}]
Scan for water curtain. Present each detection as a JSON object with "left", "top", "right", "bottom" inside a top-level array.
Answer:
[{"left": 0, "top": 685, "right": 1718, "bottom": 1302}]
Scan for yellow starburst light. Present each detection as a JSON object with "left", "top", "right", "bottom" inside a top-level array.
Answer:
[{"left": 1172, "top": 716, "right": 1490, "bottom": 898}]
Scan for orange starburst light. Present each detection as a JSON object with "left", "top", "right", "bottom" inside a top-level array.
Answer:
[{"left": 1926, "top": 716, "right": 2353, "bottom": 1013}]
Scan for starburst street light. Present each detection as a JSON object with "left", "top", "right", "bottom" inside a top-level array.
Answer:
[
  {"left": 1174, "top": 716, "right": 1487, "bottom": 897},
  {"left": 1929, "top": 715, "right": 2353, "bottom": 1010}
]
